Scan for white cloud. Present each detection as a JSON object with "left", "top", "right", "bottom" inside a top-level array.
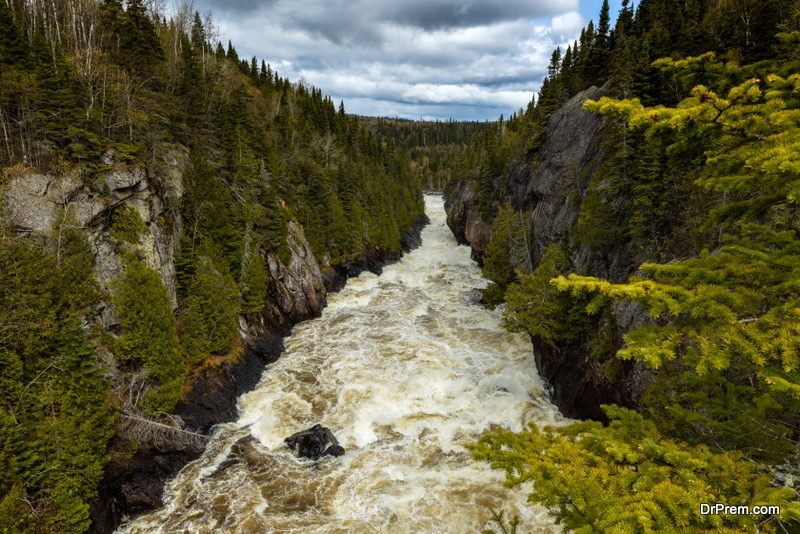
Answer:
[
  {"left": 170, "top": 0, "right": 587, "bottom": 120},
  {"left": 551, "top": 11, "right": 587, "bottom": 41}
]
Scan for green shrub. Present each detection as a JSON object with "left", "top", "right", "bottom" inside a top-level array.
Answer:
[{"left": 110, "top": 205, "right": 147, "bottom": 244}]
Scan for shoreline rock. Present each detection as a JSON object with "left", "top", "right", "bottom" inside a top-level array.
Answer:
[{"left": 87, "top": 213, "right": 429, "bottom": 534}]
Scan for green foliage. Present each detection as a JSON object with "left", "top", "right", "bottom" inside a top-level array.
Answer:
[
  {"left": 182, "top": 147, "right": 243, "bottom": 275},
  {"left": 256, "top": 181, "right": 292, "bottom": 265},
  {"left": 586, "top": 57, "right": 800, "bottom": 225},
  {"left": 575, "top": 187, "right": 617, "bottom": 252},
  {"left": 566, "top": 53, "right": 800, "bottom": 398},
  {"left": 482, "top": 510, "right": 522, "bottom": 534},
  {"left": 145, "top": 375, "right": 186, "bottom": 416},
  {"left": 0, "top": 235, "right": 113, "bottom": 533},
  {"left": 471, "top": 405, "right": 800, "bottom": 533},
  {"left": 110, "top": 204, "right": 147, "bottom": 244},
  {"left": 240, "top": 242, "right": 268, "bottom": 314},
  {"left": 179, "top": 256, "right": 240, "bottom": 366},
  {"left": 0, "top": 484, "right": 33, "bottom": 534},
  {"left": 481, "top": 204, "right": 533, "bottom": 308},
  {"left": 503, "top": 244, "right": 591, "bottom": 345},
  {"left": 513, "top": 52, "right": 800, "bottom": 528},
  {"left": 112, "top": 256, "right": 180, "bottom": 375},
  {"left": 112, "top": 256, "right": 183, "bottom": 412}
]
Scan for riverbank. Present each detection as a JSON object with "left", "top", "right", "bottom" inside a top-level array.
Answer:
[
  {"left": 88, "top": 213, "right": 429, "bottom": 534},
  {"left": 111, "top": 195, "right": 561, "bottom": 534}
]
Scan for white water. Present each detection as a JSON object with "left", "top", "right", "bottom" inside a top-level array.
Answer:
[{"left": 116, "top": 195, "right": 563, "bottom": 534}]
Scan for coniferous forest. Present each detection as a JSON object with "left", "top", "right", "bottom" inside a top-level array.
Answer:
[
  {"left": 450, "top": 0, "right": 800, "bottom": 532},
  {"left": 2, "top": 0, "right": 800, "bottom": 532},
  {"left": 0, "top": 0, "right": 424, "bottom": 531}
]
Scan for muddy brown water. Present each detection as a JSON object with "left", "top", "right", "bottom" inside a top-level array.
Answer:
[{"left": 115, "top": 195, "right": 564, "bottom": 534}]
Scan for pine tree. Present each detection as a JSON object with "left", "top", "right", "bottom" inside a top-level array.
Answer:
[
  {"left": 190, "top": 11, "right": 205, "bottom": 51},
  {"left": 226, "top": 40, "right": 238, "bottom": 62},
  {"left": 481, "top": 203, "right": 534, "bottom": 307},
  {"left": 502, "top": 243, "right": 591, "bottom": 344},
  {"left": 470, "top": 405, "right": 800, "bottom": 533},
  {"left": 180, "top": 256, "right": 240, "bottom": 365},
  {"left": 618, "top": 0, "right": 634, "bottom": 36},
  {"left": 0, "top": 1, "right": 27, "bottom": 71},
  {"left": 239, "top": 240, "right": 267, "bottom": 314},
  {"left": 588, "top": 0, "right": 612, "bottom": 84},
  {"left": 116, "top": 0, "right": 164, "bottom": 76}
]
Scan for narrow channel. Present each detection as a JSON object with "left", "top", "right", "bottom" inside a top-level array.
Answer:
[{"left": 116, "top": 195, "right": 563, "bottom": 534}]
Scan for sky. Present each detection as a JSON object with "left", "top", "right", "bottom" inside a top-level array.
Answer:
[{"left": 169, "top": 0, "right": 623, "bottom": 121}]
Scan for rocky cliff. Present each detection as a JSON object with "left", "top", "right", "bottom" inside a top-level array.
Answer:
[
  {"left": 2, "top": 147, "right": 428, "bottom": 534},
  {"left": 444, "top": 84, "right": 653, "bottom": 422}
]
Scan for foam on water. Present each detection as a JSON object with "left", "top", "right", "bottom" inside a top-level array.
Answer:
[{"left": 115, "top": 195, "right": 565, "bottom": 534}]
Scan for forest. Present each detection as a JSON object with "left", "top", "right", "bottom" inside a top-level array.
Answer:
[
  {"left": 0, "top": 0, "right": 423, "bottom": 531},
  {"left": 3, "top": 0, "right": 800, "bottom": 531},
  {"left": 444, "top": 0, "right": 800, "bottom": 532}
]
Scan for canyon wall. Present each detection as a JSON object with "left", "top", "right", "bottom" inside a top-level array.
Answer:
[{"left": 444, "top": 85, "right": 653, "bottom": 422}]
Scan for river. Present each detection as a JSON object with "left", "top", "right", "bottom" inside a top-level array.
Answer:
[{"left": 116, "top": 195, "right": 563, "bottom": 534}]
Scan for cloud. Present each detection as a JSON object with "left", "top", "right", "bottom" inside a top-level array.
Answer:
[
  {"left": 551, "top": 11, "right": 587, "bottom": 40},
  {"left": 171, "top": 0, "right": 588, "bottom": 120},
  {"left": 374, "top": 0, "right": 578, "bottom": 30}
]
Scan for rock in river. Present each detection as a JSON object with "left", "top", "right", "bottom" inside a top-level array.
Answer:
[{"left": 284, "top": 424, "right": 345, "bottom": 460}]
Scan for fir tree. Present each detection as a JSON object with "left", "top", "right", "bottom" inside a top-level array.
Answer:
[
  {"left": 180, "top": 256, "right": 240, "bottom": 365},
  {"left": 481, "top": 203, "right": 533, "bottom": 307},
  {"left": 112, "top": 255, "right": 182, "bottom": 388},
  {"left": 240, "top": 240, "right": 267, "bottom": 314},
  {"left": 0, "top": 1, "right": 27, "bottom": 71},
  {"left": 503, "top": 243, "right": 591, "bottom": 345}
]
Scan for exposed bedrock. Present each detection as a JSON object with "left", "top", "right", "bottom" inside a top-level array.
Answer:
[{"left": 444, "top": 83, "right": 654, "bottom": 422}]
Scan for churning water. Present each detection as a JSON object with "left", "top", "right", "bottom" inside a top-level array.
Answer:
[{"left": 116, "top": 195, "right": 563, "bottom": 534}]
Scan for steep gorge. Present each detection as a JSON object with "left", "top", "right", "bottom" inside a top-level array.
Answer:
[
  {"left": 444, "top": 84, "right": 652, "bottom": 421},
  {"left": 3, "top": 144, "right": 427, "bottom": 534}
]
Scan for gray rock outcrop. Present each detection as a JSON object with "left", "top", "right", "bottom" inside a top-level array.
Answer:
[
  {"left": 444, "top": 83, "right": 654, "bottom": 421},
  {"left": 266, "top": 221, "right": 326, "bottom": 324},
  {"left": 2, "top": 146, "right": 187, "bottom": 310}
]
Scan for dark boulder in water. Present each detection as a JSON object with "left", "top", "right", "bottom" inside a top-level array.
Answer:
[{"left": 285, "top": 424, "right": 344, "bottom": 460}]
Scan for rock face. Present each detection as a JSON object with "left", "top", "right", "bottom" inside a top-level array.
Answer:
[
  {"left": 444, "top": 180, "right": 492, "bottom": 264},
  {"left": 444, "top": 84, "right": 653, "bottom": 422},
  {"left": 2, "top": 146, "right": 428, "bottom": 534},
  {"left": 3, "top": 145, "right": 187, "bottom": 312},
  {"left": 267, "top": 221, "right": 327, "bottom": 323},
  {"left": 285, "top": 424, "right": 345, "bottom": 460}
]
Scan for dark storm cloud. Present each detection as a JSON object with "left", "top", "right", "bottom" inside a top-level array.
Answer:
[
  {"left": 174, "top": 0, "right": 587, "bottom": 120},
  {"left": 377, "top": 0, "right": 577, "bottom": 30}
]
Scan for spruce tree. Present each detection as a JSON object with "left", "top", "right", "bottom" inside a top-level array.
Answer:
[
  {"left": 112, "top": 256, "right": 181, "bottom": 386},
  {"left": 0, "top": 1, "right": 27, "bottom": 71}
]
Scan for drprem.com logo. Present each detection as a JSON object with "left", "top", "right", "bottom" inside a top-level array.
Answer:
[{"left": 700, "top": 504, "right": 781, "bottom": 515}]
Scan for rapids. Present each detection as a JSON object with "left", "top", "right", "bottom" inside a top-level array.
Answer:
[{"left": 115, "top": 195, "right": 564, "bottom": 534}]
